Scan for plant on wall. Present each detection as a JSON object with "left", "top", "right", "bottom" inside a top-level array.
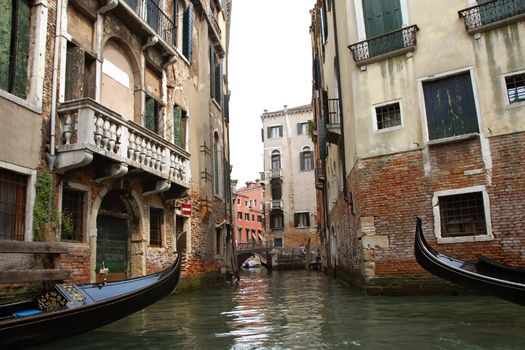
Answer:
[{"left": 32, "top": 168, "right": 58, "bottom": 241}]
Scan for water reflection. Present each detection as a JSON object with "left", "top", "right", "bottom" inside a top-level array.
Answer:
[{"left": 32, "top": 268, "right": 525, "bottom": 349}]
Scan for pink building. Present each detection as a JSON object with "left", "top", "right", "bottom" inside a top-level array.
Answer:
[{"left": 233, "top": 180, "right": 265, "bottom": 245}]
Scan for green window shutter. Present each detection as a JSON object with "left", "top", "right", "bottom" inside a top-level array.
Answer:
[
  {"left": 297, "top": 123, "right": 301, "bottom": 135},
  {"left": 172, "top": 0, "right": 178, "bottom": 46},
  {"left": 215, "top": 59, "right": 222, "bottom": 104},
  {"left": 145, "top": 96, "right": 157, "bottom": 132},
  {"left": 363, "top": 0, "right": 384, "bottom": 38},
  {"left": 0, "top": 0, "right": 13, "bottom": 91},
  {"left": 182, "top": 3, "right": 193, "bottom": 61},
  {"left": 300, "top": 152, "right": 305, "bottom": 171},
  {"left": 13, "top": 0, "right": 29, "bottom": 98},
  {"left": 278, "top": 125, "right": 283, "bottom": 137},
  {"left": 210, "top": 47, "right": 215, "bottom": 99},
  {"left": 294, "top": 213, "right": 299, "bottom": 227},
  {"left": 173, "top": 106, "right": 182, "bottom": 147},
  {"left": 381, "top": 0, "right": 402, "bottom": 33}
]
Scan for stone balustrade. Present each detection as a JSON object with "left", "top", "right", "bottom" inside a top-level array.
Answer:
[{"left": 57, "top": 98, "right": 189, "bottom": 186}]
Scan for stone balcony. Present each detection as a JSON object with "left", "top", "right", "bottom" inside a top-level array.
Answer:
[{"left": 56, "top": 98, "right": 189, "bottom": 192}]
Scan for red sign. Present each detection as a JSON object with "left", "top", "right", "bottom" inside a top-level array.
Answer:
[{"left": 181, "top": 203, "right": 192, "bottom": 216}]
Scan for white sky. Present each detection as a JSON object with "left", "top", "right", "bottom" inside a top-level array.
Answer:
[{"left": 228, "top": 0, "right": 316, "bottom": 188}]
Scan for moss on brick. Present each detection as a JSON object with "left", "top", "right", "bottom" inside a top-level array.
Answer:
[{"left": 175, "top": 272, "right": 227, "bottom": 294}]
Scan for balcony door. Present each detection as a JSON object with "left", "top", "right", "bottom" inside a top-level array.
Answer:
[{"left": 362, "top": 0, "right": 402, "bottom": 57}]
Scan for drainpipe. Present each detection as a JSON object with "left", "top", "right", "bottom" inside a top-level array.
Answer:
[
  {"left": 47, "top": 0, "right": 64, "bottom": 170},
  {"left": 331, "top": 2, "right": 349, "bottom": 202},
  {"left": 99, "top": 0, "right": 118, "bottom": 15}
]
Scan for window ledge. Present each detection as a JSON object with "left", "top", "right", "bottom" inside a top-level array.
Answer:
[
  {"left": 427, "top": 133, "right": 479, "bottom": 147},
  {"left": 466, "top": 13, "right": 525, "bottom": 35},
  {"left": 0, "top": 90, "right": 42, "bottom": 114},
  {"left": 355, "top": 46, "right": 415, "bottom": 67},
  {"left": 437, "top": 233, "right": 493, "bottom": 244}
]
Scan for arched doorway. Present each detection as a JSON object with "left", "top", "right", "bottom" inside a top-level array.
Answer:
[{"left": 96, "top": 190, "right": 134, "bottom": 282}]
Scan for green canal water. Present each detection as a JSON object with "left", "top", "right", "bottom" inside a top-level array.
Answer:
[{"left": 33, "top": 269, "right": 525, "bottom": 349}]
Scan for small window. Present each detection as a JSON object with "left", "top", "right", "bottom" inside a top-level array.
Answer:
[
  {"left": 294, "top": 212, "right": 310, "bottom": 228},
  {"left": 505, "top": 73, "right": 525, "bottom": 104},
  {"left": 257, "top": 215, "right": 262, "bottom": 223},
  {"left": 251, "top": 213, "right": 255, "bottom": 221},
  {"left": 237, "top": 211, "right": 242, "bottom": 219},
  {"left": 270, "top": 213, "right": 284, "bottom": 229},
  {"left": 61, "top": 188, "right": 85, "bottom": 242},
  {"left": 297, "top": 122, "right": 308, "bottom": 135},
  {"left": 182, "top": 3, "right": 193, "bottom": 61},
  {"left": 237, "top": 198, "right": 240, "bottom": 205},
  {"left": 267, "top": 126, "right": 283, "bottom": 138},
  {"left": 237, "top": 228, "right": 242, "bottom": 242},
  {"left": 300, "top": 147, "right": 314, "bottom": 171},
  {"left": 244, "top": 213, "right": 250, "bottom": 221},
  {"left": 375, "top": 102, "right": 401, "bottom": 130},
  {"left": 173, "top": 106, "right": 187, "bottom": 148},
  {"left": 0, "top": 169, "right": 27, "bottom": 241},
  {"left": 439, "top": 192, "right": 486, "bottom": 238},
  {"left": 150, "top": 208, "right": 163, "bottom": 247},
  {"left": 271, "top": 150, "right": 281, "bottom": 170},
  {"left": 274, "top": 237, "right": 283, "bottom": 247}
]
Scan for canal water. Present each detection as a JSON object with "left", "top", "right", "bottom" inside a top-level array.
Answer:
[{"left": 34, "top": 269, "right": 525, "bottom": 350}]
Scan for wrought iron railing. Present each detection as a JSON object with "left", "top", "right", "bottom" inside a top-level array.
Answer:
[
  {"left": 459, "top": 0, "right": 525, "bottom": 32},
  {"left": 271, "top": 200, "right": 283, "bottom": 210},
  {"left": 269, "top": 168, "right": 282, "bottom": 180},
  {"left": 349, "top": 25, "right": 419, "bottom": 64},
  {"left": 236, "top": 241, "right": 272, "bottom": 252},
  {"left": 123, "top": 0, "right": 175, "bottom": 44}
]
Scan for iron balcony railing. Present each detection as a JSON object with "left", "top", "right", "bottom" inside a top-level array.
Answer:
[
  {"left": 459, "top": 0, "right": 525, "bottom": 32},
  {"left": 349, "top": 25, "right": 419, "bottom": 65},
  {"left": 123, "top": 0, "right": 175, "bottom": 45},
  {"left": 269, "top": 168, "right": 282, "bottom": 180},
  {"left": 271, "top": 200, "right": 283, "bottom": 210}
]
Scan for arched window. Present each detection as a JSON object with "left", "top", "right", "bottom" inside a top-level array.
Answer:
[
  {"left": 300, "top": 146, "right": 313, "bottom": 171},
  {"left": 271, "top": 150, "right": 281, "bottom": 170}
]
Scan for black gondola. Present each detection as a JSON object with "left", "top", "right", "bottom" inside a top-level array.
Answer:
[
  {"left": 0, "top": 254, "right": 181, "bottom": 348},
  {"left": 414, "top": 217, "right": 525, "bottom": 306}
]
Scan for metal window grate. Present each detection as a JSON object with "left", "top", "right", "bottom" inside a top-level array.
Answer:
[
  {"left": 375, "top": 102, "right": 401, "bottom": 130},
  {"left": 505, "top": 73, "right": 525, "bottom": 104},
  {"left": 0, "top": 169, "right": 27, "bottom": 240},
  {"left": 62, "top": 188, "right": 84, "bottom": 241},
  {"left": 150, "top": 208, "right": 163, "bottom": 247},
  {"left": 439, "top": 192, "right": 487, "bottom": 238}
]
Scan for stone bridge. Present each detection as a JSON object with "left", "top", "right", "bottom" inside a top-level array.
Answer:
[{"left": 235, "top": 242, "right": 273, "bottom": 270}]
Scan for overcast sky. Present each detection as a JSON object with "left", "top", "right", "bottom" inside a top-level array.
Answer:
[{"left": 228, "top": 0, "right": 315, "bottom": 188}]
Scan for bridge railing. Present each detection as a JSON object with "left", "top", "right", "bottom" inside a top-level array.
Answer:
[{"left": 236, "top": 241, "right": 273, "bottom": 252}]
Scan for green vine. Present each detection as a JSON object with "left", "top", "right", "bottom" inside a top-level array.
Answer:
[{"left": 32, "top": 168, "right": 58, "bottom": 241}]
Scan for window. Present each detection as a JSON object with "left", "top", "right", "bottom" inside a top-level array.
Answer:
[
  {"left": 251, "top": 213, "right": 255, "bottom": 221},
  {"left": 300, "top": 147, "right": 314, "bottom": 171},
  {"left": 244, "top": 213, "right": 250, "bottom": 221},
  {"left": 245, "top": 200, "right": 249, "bottom": 207},
  {"left": 61, "top": 188, "right": 84, "bottom": 242},
  {"left": 146, "top": 0, "right": 161, "bottom": 33},
  {"left": 237, "top": 228, "right": 242, "bottom": 242},
  {"left": 145, "top": 95, "right": 161, "bottom": 134},
  {"left": 267, "top": 125, "right": 283, "bottom": 138},
  {"left": 254, "top": 199, "right": 257, "bottom": 206},
  {"left": 433, "top": 187, "right": 493, "bottom": 243},
  {"left": 182, "top": 2, "right": 193, "bottom": 61},
  {"left": 150, "top": 207, "right": 163, "bottom": 247},
  {"left": 294, "top": 212, "right": 310, "bottom": 228},
  {"left": 173, "top": 106, "right": 187, "bottom": 148},
  {"left": 0, "top": 169, "right": 27, "bottom": 240},
  {"left": 270, "top": 213, "right": 284, "bottom": 229},
  {"left": 375, "top": 102, "right": 401, "bottom": 130},
  {"left": 213, "top": 132, "right": 222, "bottom": 195},
  {"left": 274, "top": 238, "right": 283, "bottom": 247},
  {"left": 237, "top": 211, "right": 242, "bottom": 219},
  {"left": 505, "top": 73, "right": 525, "bottom": 104},
  {"left": 271, "top": 184, "right": 282, "bottom": 200},
  {"left": 297, "top": 122, "right": 308, "bottom": 135},
  {"left": 362, "top": 0, "right": 403, "bottom": 57},
  {"left": 210, "top": 47, "right": 222, "bottom": 104},
  {"left": 423, "top": 72, "right": 479, "bottom": 141},
  {"left": 237, "top": 198, "right": 240, "bottom": 205},
  {"left": 257, "top": 215, "right": 262, "bottom": 223},
  {"left": 271, "top": 150, "right": 281, "bottom": 170},
  {"left": 0, "top": 0, "right": 30, "bottom": 98}
]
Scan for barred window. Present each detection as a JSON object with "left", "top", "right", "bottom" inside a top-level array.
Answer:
[
  {"left": 150, "top": 207, "right": 163, "bottom": 247},
  {"left": 61, "top": 188, "right": 84, "bottom": 241},
  {"left": 0, "top": 169, "right": 27, "bottom": 240},
  {"left": 375, "top": 102, "right": 401, "bottom": 130},
  {"left": 439, "top": 192, "right": 486, "bottom": 238},
  {"left": 505, "top": 73, "right": 525, "bottom": 104}
]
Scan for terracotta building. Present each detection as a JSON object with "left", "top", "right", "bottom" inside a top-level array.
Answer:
[
  {"left": 311, "top": 0, "right": 525, "bottom": 294},
  {"left": 261, "top": 105, "right": 319, "bottom": 253},
  {"left": 232, "top": 180, "right": 265, "bottom": 246},
  {"left": 0, "top": 0, "right": 234, "bottom": 295}
]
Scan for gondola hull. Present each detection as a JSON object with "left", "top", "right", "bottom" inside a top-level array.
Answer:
[
  {"left": 414, "top": 217, "right": 525, "bottom": 306},
  {"left": 0, "top": 255, "right": 181, "bottom": 348}
]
